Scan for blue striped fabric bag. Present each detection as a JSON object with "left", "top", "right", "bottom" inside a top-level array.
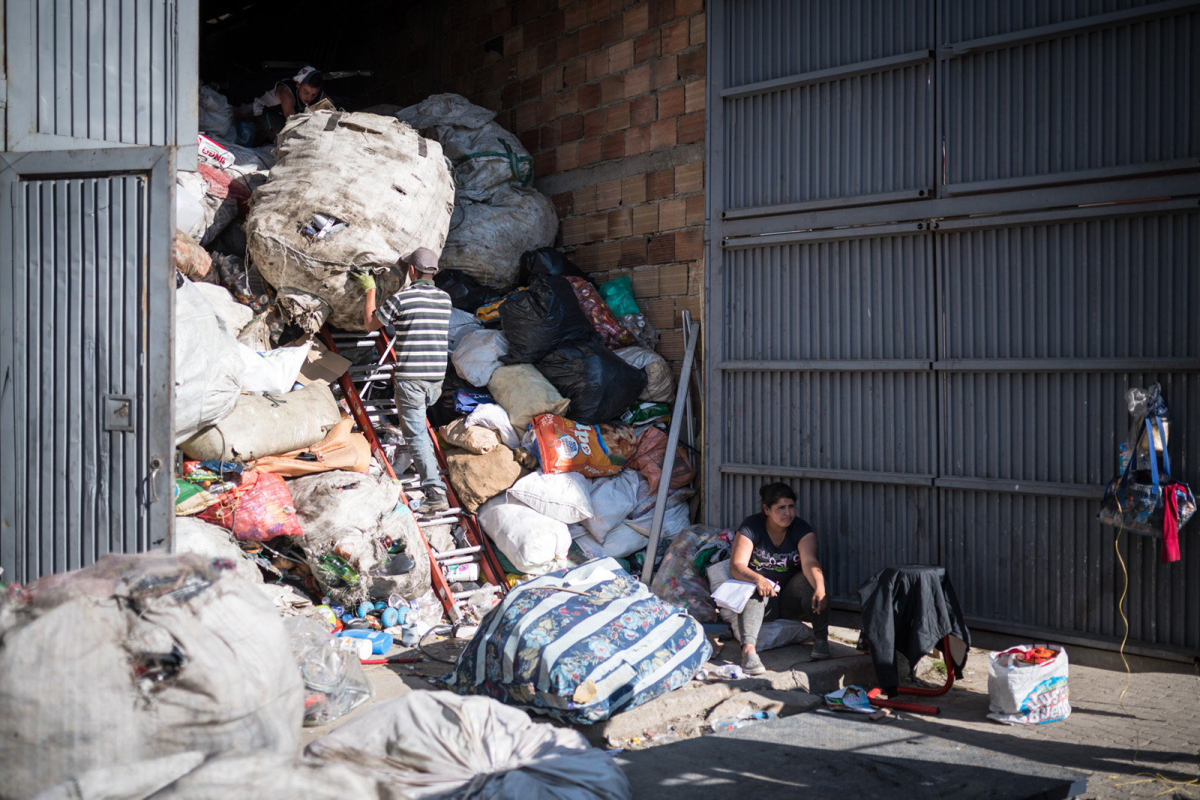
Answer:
[{"left": 445, "top": 558, "right": 711, "bottom": 724}]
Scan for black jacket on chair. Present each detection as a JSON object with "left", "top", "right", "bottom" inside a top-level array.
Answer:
[{"left": 858, "top": 565, "right": 971, "bottom": 695}]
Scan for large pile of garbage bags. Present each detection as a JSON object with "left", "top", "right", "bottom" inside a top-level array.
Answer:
[
  {"left": 0, "top": 553, "right": 633, "bottom": 800},
  {"left": 0, "top": 86, "right": 719, "bottom": 799},
  {"left": 172, "top": 82, "right": 700, "bottom": 621}
]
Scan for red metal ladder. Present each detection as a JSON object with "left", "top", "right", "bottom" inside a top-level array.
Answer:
[{"left": 319, "top": 327, "right": 507, "bottom": 622}]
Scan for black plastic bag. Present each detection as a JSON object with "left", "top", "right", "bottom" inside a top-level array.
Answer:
[
  {"left": 518, "top": 247, "right": 586, "bottom": 285},
  {"left": 499, "top": 275, "right": 597, "bottom": 364},
  {"left": 536, "top": 340, "right": 649, "bottom": 424},
  {"left": 435, "top": 269, "right": 504, "bottom": 313},
  {"left": 427, "top": 363, "right": 475, "bottom": 429}
]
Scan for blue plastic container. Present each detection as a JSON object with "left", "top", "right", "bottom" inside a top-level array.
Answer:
[{"left": 336, "top": 629, "right": 393, "bottom": 655}]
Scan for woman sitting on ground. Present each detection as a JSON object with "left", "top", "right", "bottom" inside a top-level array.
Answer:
[{"left": 729, "top": 482, "right": 831, "bottom": 675}]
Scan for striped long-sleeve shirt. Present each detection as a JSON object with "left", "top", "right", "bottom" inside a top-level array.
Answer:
[{"left": 375, "top": 280, "right": 453, "bottom": 381}]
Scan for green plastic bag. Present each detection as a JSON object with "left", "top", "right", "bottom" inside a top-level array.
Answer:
[
  {"left": 620, "top": 402, "right": 671, "bottom": 425},
  {"left": 599, "top": 275, "right": 641, "bottom": 317}
]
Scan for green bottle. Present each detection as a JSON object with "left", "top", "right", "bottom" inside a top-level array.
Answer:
[{"left": 317, "top": 554, "right": 359, "bottom": 587}]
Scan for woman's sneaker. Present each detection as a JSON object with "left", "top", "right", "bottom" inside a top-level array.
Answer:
[
  {"left": 742, "top": 651, "right": 767, "bottom": 676},
  {"left": 810, "top": 639, "right": 832, "bottom": 660}
]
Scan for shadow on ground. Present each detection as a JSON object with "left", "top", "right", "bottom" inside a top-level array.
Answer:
[{"left": 617, "top": 713, "right": 1088, "bottom": 800}]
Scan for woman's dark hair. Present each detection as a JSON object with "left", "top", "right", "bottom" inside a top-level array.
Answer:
[
  {"left": 759, "top": 482, "right": 797, "bottom": 508},
  {"left": 300, "top": 71, "right": 324, "bottom": 89}
]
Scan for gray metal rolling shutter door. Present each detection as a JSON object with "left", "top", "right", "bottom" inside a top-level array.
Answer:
[
  {"left": 707, "top": 0, "right": 1200, "bottom": 655},
  {"left": 0, "top": 0, "right": 196, "bottom": 583}
]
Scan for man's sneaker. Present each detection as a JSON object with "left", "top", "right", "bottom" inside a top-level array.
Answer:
[
  {"left": 417, "top": 489, "right": 449, "bottom": 516},
  {"left": 810, "top": 639, "right": 832, "bottom": 660},
  {"left": 742, "top": 651, "right": 767, "bottom": 676}
]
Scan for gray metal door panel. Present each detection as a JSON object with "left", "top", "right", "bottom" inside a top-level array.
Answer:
[
  {"left": 722, "top": 0, "right": 935, "bottom": 85},
  {"left": 0, "top": 147, "right": 174, "bottom": 583},
  {"left": 3, "top": 0, "right": 198, "bottom": 164},
  {"left": 713, "top": 224, "right": 940, "bottom": 598},
  {"left": 722, "top": 61, "right": 935, "bottom": 212},
  {"left": 938, "top": 2, "right": 1200, "bottom": 194},
  {"left": 718, "top": 0, "right": 936, "bottom": 214},
  {"left": 722, "top": 473, "right": 938, "bottom": 601},
  {"left": 708, "top": 0, "right": 1200, "bottom": 656},
  {"left": 935, "top": 206, "right": 1200, "bottom": 651}
]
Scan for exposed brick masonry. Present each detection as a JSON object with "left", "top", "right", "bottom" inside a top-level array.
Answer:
[{"left": 437, "top": 0, "right": 706, "bottom": 368}]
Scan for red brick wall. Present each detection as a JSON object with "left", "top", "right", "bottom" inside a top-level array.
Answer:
[{"left": 438, "top": 0, "right": 706, "bottom": 368}]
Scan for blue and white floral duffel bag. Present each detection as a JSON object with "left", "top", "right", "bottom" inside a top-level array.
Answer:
[{"left": 446, "top": 558, "right": 711, "bottom": 724}]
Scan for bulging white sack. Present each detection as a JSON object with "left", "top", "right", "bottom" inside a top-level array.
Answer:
[
  {"left": 0, "top": 553, "right": 303, "bottom": 800},
  {"left": 246, "top": 110, "right": 456, "bottom": 330},
  {"left": 306, "top": 691, "right": 632, "bottom": 800},
  {"left": 174, "top": 278, "right": 245, "bottom": 445},
  {"left": 396, "top": 94, "right": 557, "bottom": 288},
  {"left": 478, "top": 494, "right": 571, "bottom": 573}
]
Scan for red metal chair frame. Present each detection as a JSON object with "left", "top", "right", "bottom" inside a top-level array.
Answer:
[{"left": 866, "top": 635, "right": 956, "bottom": 715}]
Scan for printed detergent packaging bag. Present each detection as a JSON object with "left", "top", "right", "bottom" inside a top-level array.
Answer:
[
  {"left": 532, "top": 414, "right": 623, "bottom": 478},
  {"left": 987, "top": 644, "right": 1071, "bottom": 725}
]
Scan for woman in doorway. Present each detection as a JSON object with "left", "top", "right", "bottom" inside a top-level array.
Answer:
[
  {"left": 250, "top": 66, "right": 329, "bottom": 143},
  {"left": 729, "top": 482, "right": 831, "bottom": 675}
]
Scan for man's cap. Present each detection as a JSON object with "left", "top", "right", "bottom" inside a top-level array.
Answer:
[
  {"left": 293, "top": 66, "right": 319, "bottom": 84},
  {"left": 403, "top": 247, "right": 439, "bottom": 274}
]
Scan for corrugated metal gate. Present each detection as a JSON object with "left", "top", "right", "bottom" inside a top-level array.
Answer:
[
  {"left": 0, "top": 0, "right": 197, "bottom": 583},
  {"left": 705, "top": 0, "right": 1200, "bottom": 656}
]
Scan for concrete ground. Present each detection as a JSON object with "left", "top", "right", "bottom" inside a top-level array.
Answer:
[
  {"left": 619, "top": 628, "right": 1200, "bottom": 800},
  {"left": 301, "top": 625, "right": 1200, "bottom": 800}
]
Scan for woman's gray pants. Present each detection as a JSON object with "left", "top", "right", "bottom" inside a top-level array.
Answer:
[{"left": 736, "top": 572, "right": 830, "bottom": 647}]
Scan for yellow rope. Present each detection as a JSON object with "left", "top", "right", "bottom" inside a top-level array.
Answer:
[
  {"left": 1114, "top": 502, "right": 1131, "bottom": 705},
  {"left": 1113, "top": 498, "right": 1144, "bottom": 766}
]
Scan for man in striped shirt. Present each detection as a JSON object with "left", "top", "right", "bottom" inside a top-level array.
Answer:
[{"left": 355, "top": 247, "right": 453, "bottom": 514}]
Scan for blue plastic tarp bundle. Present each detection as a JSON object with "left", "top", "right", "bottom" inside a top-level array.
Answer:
[{"left": 445, "top": 558, "right": 711, "bottom": 724}]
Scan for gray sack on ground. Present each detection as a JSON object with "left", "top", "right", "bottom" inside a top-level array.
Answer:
[
  {"left": 289, "top": 471, "right": 432, "bottom": 604},
  {"left": 0, "top": 553, "right": 303, "bottom": 800},
  {"left": 395, "top": 94, "right": 557, "bottom": 289},
  {"left": 29, "top": 752, "right": 386, "bottom": 800},
  {"left": 179, "top": 382, "right": 341, "bottom": 461},
  {"left": 246, "top": 110, "right": 455, "bottom": 330},
  {"left": 305, "top": 691, "right": 632, "bottom": 800}
]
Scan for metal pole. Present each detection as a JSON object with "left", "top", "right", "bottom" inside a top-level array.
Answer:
[
  {"left": 641, "top": 319, "right": 701, "bottom": 585},
  {"left": 681, "top": 311, "right": 696, "bottom": 450}
]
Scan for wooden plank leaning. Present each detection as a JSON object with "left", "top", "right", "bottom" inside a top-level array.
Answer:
[{"left": 641, "top": 319, "right": 701, "bottom": 585}]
